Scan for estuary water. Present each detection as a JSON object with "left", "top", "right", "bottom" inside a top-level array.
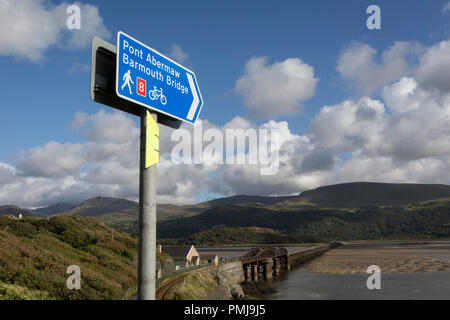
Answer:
[
  {"left": 259, "top": 242, "right": 450, "bottom": 300},
  {"left": 259, "top": 268, "right": 450, "bottom": 299}
]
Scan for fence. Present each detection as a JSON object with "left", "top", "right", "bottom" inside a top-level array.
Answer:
[
  {"left": 156, "top": 262, "right": 213, "bottom": 287},
  {"left": 219, "top": 256, "right": 241, "bottom": 264},
  {"left": 156, "top": 256, "right": 244, "bottom": 287}
]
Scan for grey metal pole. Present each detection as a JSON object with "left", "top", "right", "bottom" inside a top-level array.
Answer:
[{"left": 138, "top": 109, "right": 157, "bottom": 300}]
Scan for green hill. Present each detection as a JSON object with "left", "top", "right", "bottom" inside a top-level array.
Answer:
[
  {"left": 280, "top": 182, "right": 450, "bottom": 207},
  {"left": 35, "top": 203, "right": 77, "bottom": 215},
  {"left": 50, "top": 197, "right": 209, "bottom": 234},
  {"left": 206, "top": 194, "right": 296, "bottom": 207},
  {"left": 60, "top": 197, "right": 139, "bottom": 217},
  {"left": 177, "top": 226, "right": 300, "bottom": 245},
  {"left": 0, "top": 206, "right": 46, "bottom": 219},
  {"left": 5, "top": 182, "right": 450, "bottom": 242},
  {"left": 37, "top": 195, "right": 295, "bottom": 235},
  {"left": 0, "top": 215, "right": 137, "bottom": 300},
  {"left": 157, "top": 198, "right": 450, "bottom": 242}
]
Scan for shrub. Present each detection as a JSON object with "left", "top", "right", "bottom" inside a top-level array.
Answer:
[
  {"left": 0, "top": 281, "right": 52, "bottom": 300},
  {"left": 121, "top": 249, "right": 134, "bottom": 261},
  {"left": 8, "top": 220, "right": 38, "bottom": 238}
]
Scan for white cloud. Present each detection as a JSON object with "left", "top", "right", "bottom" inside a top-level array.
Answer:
[
  {"left": 416, "top": 40, "right": 450, "bottom": 93},
  {"left": 443, "top": 1, "right": 450, "bottom": 14},
  {"left": 337, "top": 42, "right": 422, "bottom": 95},
  {"left": 381, "top": 77, "right": 430, "bottom": 113},
  {"left": 0, "top": 110, "right": 223, "bottom": 207},
  {"left": 0, "top": 0, "right": 110, "bottom": 63},
  {"left": 58, "top": 2, "right": 110, "bottom": 50},
  {"left": 379, "top": 87, "right": 450, "bottom": 161},
  {"left": 338, "top": 39, "right": 450, "bottom": 96},
  {"left": 15, "top": 141, "right": 86, "bottom": 178},
  {"left": 309, "top": 77, "right": 450, "bottom": 163},
  {"left": 169, "top": 43, "right": 189, "bottom": 64},
  {"left": 215, "top": 123, "right": 318, "bottom": 196},
  {"left": 307, "top": 97, "right": 385, "bottom": 152},
  {"left": 2, "top": 77, "right": 450, "bottom": 208},
  {"left": 2, "top": 37, "right": 450, "bottom": 208},
  {"left": 72, "top": 109, "right": 138, "bottom": 144},
  {"left": 235, "top": 57, "right": 318, "bottom": 119}
]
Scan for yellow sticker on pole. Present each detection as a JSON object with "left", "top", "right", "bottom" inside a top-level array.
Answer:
[{"left": 145, "top": 111, "right": 159, "bottom": 168}]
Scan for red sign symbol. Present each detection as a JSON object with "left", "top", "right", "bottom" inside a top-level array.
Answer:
[{"left": 137, "top": 77, "right": 146, "bottom": 97}]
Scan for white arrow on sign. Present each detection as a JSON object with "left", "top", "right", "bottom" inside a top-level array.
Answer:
[{"left": 186, "top": 73, "right": 200, "bottom": 121}]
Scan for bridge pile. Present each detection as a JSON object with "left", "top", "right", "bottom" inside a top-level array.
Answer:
[{"left": 240, "top": 243, "right": 340, "bottom": 282}]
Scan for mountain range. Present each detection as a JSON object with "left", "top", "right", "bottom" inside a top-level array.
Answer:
[{"left": 1, "top": 182, "right": 450, "bottom": 242}]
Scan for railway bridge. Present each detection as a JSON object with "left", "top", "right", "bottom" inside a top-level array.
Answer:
[{"left": 240, "top": 243, "right": 340, "bottom": 282}]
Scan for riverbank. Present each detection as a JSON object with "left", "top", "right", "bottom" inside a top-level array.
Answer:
[
  {"left": 257, "top": 241, "right": 450, "bottom": 299},
  {"left": 158, "top": 262, "right": 245, "bottom": 300},
  {"left": 240, "top": 281, "right": 276, "bottom": 298},
  {"left": 304, "top": 241, "right": 450, "bottom": 274}
]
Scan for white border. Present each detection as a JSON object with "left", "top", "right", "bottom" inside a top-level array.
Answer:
[{"left": 115, "top": 31, "right": 203, "bottom": 125}]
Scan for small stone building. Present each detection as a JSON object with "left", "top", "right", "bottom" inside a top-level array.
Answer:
[
  {"left": 200, "top": 254, "right": 219, "bottom": 266},
  {"left": 158, "top": 244, "right": 200, "bottom": 267}
]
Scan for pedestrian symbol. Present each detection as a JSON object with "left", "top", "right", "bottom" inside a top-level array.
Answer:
[{"left": 121, "top": 69, "right": 134, "bottom": 94}]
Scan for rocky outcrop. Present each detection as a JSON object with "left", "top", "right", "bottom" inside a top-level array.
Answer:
[
  {"left": 217, "top": 262, "right": 245, "bottom": 284},
  {"left": 204, "top": 262, "right": 245, "bottom": 300},
  {"left": 230, "top": 284, "right": 245, "bottom": 299}
]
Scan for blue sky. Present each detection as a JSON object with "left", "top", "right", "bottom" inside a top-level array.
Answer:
[
  {"left": 0, "top": 0, "right": 450, "bottom": 207},
  {"left": 0, "top": 0, "right": 447, "bottom": 159}
]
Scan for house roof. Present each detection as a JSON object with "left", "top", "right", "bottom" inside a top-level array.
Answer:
[
  {"left": 161, "top": 245, "right": 193, "bottom": 258},
  {"left": 174, "top": 260, "right": 189, "bottom": 267},
  {"left": 200, "top": 254, "right": 218, "bottom": 260}
]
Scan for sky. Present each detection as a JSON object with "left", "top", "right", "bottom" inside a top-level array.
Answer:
[{"left": 0, "top": 0, "right": 450, "bottom": 208}]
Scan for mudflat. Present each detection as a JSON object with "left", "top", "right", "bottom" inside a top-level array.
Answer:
[{"left": 305, "top": 241, "right": 450, "bottom": 274}]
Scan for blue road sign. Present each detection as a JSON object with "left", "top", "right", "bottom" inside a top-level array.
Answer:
[{"left": 116, "top": 31, "right": 203, "bottom": 124}]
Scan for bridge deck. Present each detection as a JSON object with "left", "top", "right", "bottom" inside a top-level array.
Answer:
[{"left": 241, "top": 245, "right": 332, "bottom": 263}]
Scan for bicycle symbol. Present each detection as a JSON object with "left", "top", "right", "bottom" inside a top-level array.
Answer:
[{"left": 149, "top": 86, "right": 167, "bottom": 105}]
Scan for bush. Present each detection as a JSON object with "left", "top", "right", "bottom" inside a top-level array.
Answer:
[
  {"left": 0, "top": 215, "right": 138, "bottom": 300},
  {"left": 46, "top": 218, "right": 69, "bottom": 235},
  {"left": 60, "top": 228, "right": 99, "bottom": 248},
  {"left": 121, "top": 249, "right": 134, "bottom": 261},
  {"left": 8, "top": 220, "right": 38, "bottom": 238},
  {"left": 0, "top": 281, "right": 52, "bottom": 300}
]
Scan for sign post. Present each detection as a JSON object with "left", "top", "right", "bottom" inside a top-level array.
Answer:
[
  {"left": 90, "top": 31, "right": 203, "bottom": 300},
  {"left": 138, "top": 109, "right": 158, "bottom": 300}
]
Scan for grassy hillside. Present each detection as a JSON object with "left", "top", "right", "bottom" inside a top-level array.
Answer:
[
  {"left": 43, "top": 195, "right": 295, "bottom": 235},
  {"left": 86, "top": 183, "right": 450, "bottom": 235},
  {"left": 158, "top": 199, "right": 450, "bottom": 242},
  {"left": 60, "top": 197, "right": 139, "bottom": 217},
  {"left": 4, "top": 182, "right": 450, "bottom": 243},
  {"left": 178, "top": 227, "right": 300, "bottom": 245},
  {"left": 0, "top": 282, "right": 53, "bottom": 300},
  {"left": 35, "top": 203, "right": 77, "bottom": 215},
  {"left": 206, "top": 194, "right": 296, "bottom": 207},
  {"left": 0, "top": 215, "right": 138, "bottom": 300},
  {"left": 280, "top": 182, "right": 450, "bottom": 207},
  {"left": 0, "top": 206, "right": 46, "bottom": 219}
]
